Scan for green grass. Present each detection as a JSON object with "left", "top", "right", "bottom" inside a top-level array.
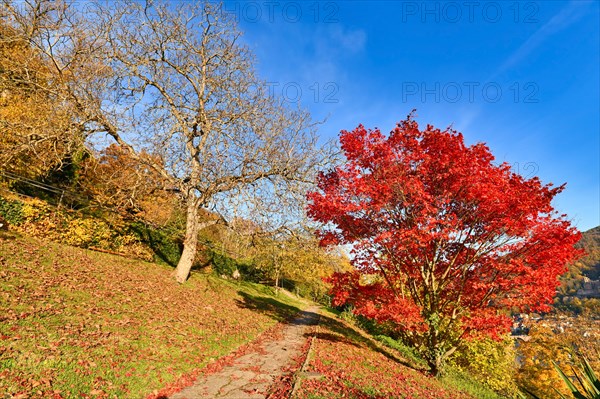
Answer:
[
  {"left": 292, "top": 309, "right": 474, "bottom": 399},
  {"left": 308, "top": 308, "right": 515, "bottom": 399},
  {"left": 373, "top": 334, "right": 428, "bottom": 369},
  {"left": 0, "top": 235, "right": 307, "bottom": 399},
  {"left": 439, "top": 369, "right": 508, "bottom": 399}
]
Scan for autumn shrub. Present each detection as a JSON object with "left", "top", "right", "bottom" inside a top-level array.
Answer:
[
  {"left": 115, "top": 231, "right": 155, "bottom": 260},
  {"left": 61, "top": 217, "right": 153, "bottom": 260},
  {"left": 8, "top": 197, "right": 64, "bottom": 240},
  {"left": 0, "top": 193, "right": 153, "bottom": 260},
  {"left": 62, "top": 218, "right": 113, "bottom": 248},
  {"left": 446, "top": 334, "right": 521, "bottom": 398},
  {"left": 211, "top": 250, "right": 242, "bottom": 277},
  {"left": 0, "top": 195, "right": 24, "bottom": 225},
  {"left": 440, "top": 368, "right": 507, "bottom": 399},
  {"left": 20, "top": 197, "right": 53, "bottom": 221}
]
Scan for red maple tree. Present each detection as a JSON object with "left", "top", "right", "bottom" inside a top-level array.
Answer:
[{"left": 307, "top": 113, "right": 582, "bottom": 374}]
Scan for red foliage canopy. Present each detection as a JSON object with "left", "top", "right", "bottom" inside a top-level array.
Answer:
[{"left": 307, "top": 114, "right": 582, "bottom": 372}]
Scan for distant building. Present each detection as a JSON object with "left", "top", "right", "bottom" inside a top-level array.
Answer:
[{"left": 575, "top": 277, "right": 600, "bottom": 299}]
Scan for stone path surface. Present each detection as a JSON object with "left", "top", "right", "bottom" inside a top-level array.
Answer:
[{"left": 169, "top": 306, "right": 320, "bottom": 399}]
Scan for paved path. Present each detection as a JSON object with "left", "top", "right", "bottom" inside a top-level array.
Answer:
[{"left": 169, "top": 306, "right": 320, "bottom": 399}]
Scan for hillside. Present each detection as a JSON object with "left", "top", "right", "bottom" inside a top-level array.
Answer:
[
  {"left": 576, "top": 225, "right": 600, "bottom": 280},
  {"left": 0, "top": 234, "right": 308, "bottom": 398},
  {"left": 559, "top": 225, "right": 600, "bottom": 301},
  {"left": 291, "top": 310, "right": 483, "bottom": 399},
  {"left": 0, "top": 234, "right": 480, "bottom": 399}
]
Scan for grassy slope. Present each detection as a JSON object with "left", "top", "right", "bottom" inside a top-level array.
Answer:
[
  {"left": 0, "top": 234, "right": 307, "bottom": 399},
  {"left": 0, "top": 234, "right": 479, "bottom": 399},
  {"left": 292, "top": 309, "right": 478, "bottom": 399}
]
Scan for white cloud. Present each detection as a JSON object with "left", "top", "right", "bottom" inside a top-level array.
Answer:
[
  {"left": 493, "top": 0, "right": 592, "bottom": 78},
  {"left": 329, "top": 25, "right": 367, "bottom": 54}
]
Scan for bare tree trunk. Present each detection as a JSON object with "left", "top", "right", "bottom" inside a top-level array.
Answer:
[{"left": 174, "top": 198, "right": 199, "bottom": 283}]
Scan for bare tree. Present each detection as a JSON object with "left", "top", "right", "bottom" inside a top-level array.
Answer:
[{"left": 2, "top": 0, "right": 334, "bottom": 283}]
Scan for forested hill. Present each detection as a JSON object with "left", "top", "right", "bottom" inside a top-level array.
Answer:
[
  {"left": 559, "top": 225, "right": 600, "bottom": 298},
  {"left": 577, "top": 225, "right": 600, "bottom": 279}
]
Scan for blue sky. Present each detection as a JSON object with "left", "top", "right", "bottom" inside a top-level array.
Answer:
[{"left": 224, "top": 0, "right": 599, "bottom": 231}]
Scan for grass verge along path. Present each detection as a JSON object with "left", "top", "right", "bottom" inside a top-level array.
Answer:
[
  {"left": 167, "top": 306, "right": 319, "bottom": 399},
  {"left": 291, "top": 310, "right": 475, "bottom": 399}
]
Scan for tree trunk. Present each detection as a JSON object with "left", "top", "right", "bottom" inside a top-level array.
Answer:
[
  {"left": 426, "top": 345, "right": 456, "bottom": 376},
  {"left": 427, "top": 356, "right": 442, "bottom": 376},
  {"left": 174, "top": 199, "right": 199, "bottom": 283}
]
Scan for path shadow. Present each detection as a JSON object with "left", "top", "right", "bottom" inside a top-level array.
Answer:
[
  {"left": 312, "top": 312, "right": 422, "bottom": 371},
  {"left": 235, "top": 291, "right": 302, "bottom": 322},
  {"left": 309, "top": 331, "right": 360, "bottom": 347},
  {"left": 289, "top": 309, "right": 320, "bottom": 326}
]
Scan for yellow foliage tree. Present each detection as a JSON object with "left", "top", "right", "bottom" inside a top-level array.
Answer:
[
  {"left": 249, "top": 233, "right": 352, "bottom": 301},
  {"left": 517, "top": 324, "right": 581, "bottom": 399},
  {"left": 79, "top": 144, "right": 178, "bottom": 226},
  {"left": 0, "top": 22, "right": 84, "bottom": 179}
]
